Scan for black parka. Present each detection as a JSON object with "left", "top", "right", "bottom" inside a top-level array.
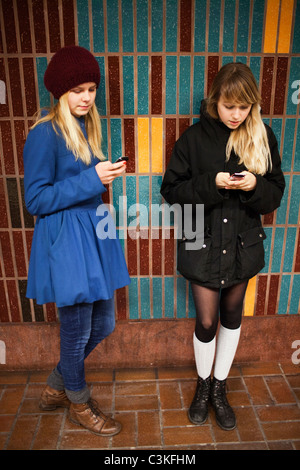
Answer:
[{"left": 160, "top": 102, "right": 285, "bottom": 288}]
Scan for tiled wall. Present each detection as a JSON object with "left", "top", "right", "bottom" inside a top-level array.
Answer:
[{"left": 0, "top": 0, "right": 299, "bottom": 325}]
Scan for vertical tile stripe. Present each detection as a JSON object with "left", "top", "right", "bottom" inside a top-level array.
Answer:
[
  {"left": 110, "top": 118, "right": 122, "bottom": 160},
  {"left": 208, "top": 0, "right": 221, "bottom": 52},
  {"left": 165, "top": 56, "right": 177, "bottom": 115},
  {"left": 151, "top": 56, "right": 162, "bottom": 114},
  {"left": 277, "top": 275, "right": 291, "bottom": 314},
  {"left": 274, "top": 58, "right": 288, "bottom": 115},
  {"left": 251, "top": 0, "right": 265, "bottom": 52},
  {"left": 244, "top": 276, "right": 257, "bottom": 316},
  {"left": 138, "top": 118, "right": 149, "bottom": 172},
  {"left": 2, "top": 0, "right": 18, "bottom": 53},
  {"left": 179, "top": 56, "right": 191, "bottom": 114},
  {"left": 47, "top": 0, "right": 61, "bottom": 51},
  {"left": 62, "top": 0, "right": 76, "bottom": 46},
  {"left": 140, "top": 238, "right": 149, "bottom": 275},
  {"left": 223, "top": 0, "right": 235, "bottom": 52},
  {"left": 282, "top": 118, "right": 296, "bottom": 171},
  {"left": 136, "top": 0, "right": 148, "bottom": 52},
  {"left": 271, "top": 227, "right": 284, "bottom": 272},
  {"left": 16, "top": 0, "right": 32, "bottom": 53},
  {"left": 261, "top": 57, "right": 274, "bottom": 114},
  {"left": 108, "top": 56, "right": 121, "bottom": 115},
  {"left": 92, "top": 0, "right": 105, "bottom": 52},
  {"left": 164, "top": 277, "right": 174, "bottom": 317},
  {"left": 153, "top": 278, "right": 162, "bottom": 317},
  {"left": 237, "top": 0, "right": 250, "bottom": 52},
  {"left": 151, "top": 118, "right": 163, "bottom": 173},
  {"left": 151, "top": 0, "right": 163, "bottom": 52},
  {"left": 36, "top": 57, "right": 50, "bottom": 108},
  {"left": 292, "top": 0, "right": 300, "bottom": 52},
  {"left": 288, "top": 175, "right": 300, "bottom": 224},
  {"left": 278, "top": 0, "right": 294, "bottom": 53},
  {"left": 32, "top": 0, "right": 47, "bottom": 52},
  {"left": 193, "top": 56, "right": 205, "bottom": 114},
  {"left": 165, "top": 118, "right": 176, "bottom": 167},
  {"left": 164, "top": 231, "right": 175, "bottom": 275},
  {"left": 267, "top": 275, "right": 280, "bottom": 314},
  {"left": 256, "top": 275, "right": 268, "bottom": 315},
  {"left": 116, "top": 287, "right": 127, "bottom": 320},
  {"left": 95, "top": 57, "right": 106, "bottom": 115},
  {"left": 286, "top": 57, "right": 300, "bottom": 115},
  {"left": 152, "top": 236, "right": 162, "bottom": 275},
  {"left": 106, "top": 0, "right": 119, "bottom": 52},
  {"left": 207, "top": 56, "right": 219, "bottom": 94},
  {"left": 128, "top": 277, "right": 139, "bottom": 319},
  {"left": 138, "top": 56, "right": 149, "bottom": 114},
  {"left": 283, "top": 227, "right": 297, "bottom": 272},
  {"left": 122, "top": 0, "right": 134, "bottom": 52},
  {"left": 290, "top": 275, "right": 300, "bottom": 313},
  {"left": 124, "top": 119, "right": 136, "bottom": 173},
  {"left": 140, "top": 278, "right": 150, "bottom": 318},
  {"left": 127, "top": 236, "right": 137, "bottom": 275},
  {"left": 264, "top": 0, "right": 280, "bottom": 53},
  {"left": 294, "top": 228, "right": 300, "bottom": 272},
  {"left": 166, "top": 0, "right": 178, "bottom": 52},
  {"left": 123, "top": 56, "right": 135, "bottom": 115},
  {"left": 23, "top": 58, "right": 37, "bottom": 116},
  {"left": 180, "top": 0, "right": 192, "bottom": 52},
  {"left": 194, "top": 0, "right": 206, "bottom": 52}
]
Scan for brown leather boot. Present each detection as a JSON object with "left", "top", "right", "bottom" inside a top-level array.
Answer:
[
  {"left": 69, "top": 399, "right": 121, "bottom": 436},
  {"left": 39, "top": 385, "right": 71, "bottom": 410}
]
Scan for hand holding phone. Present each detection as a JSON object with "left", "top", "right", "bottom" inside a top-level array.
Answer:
[
  {"left": 115, "top": 156, "right": 129, "bottom": 163},
  {"left": 230, "top": 172, "right": 245, "bottom": 180}
]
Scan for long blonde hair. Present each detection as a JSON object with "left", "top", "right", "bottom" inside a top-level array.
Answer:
[
  {"left": 31, "top": 92, "right": 105, "bottom": 165},
  {"left": 206, "top": 62, "right": 271, "bottom": 175}
]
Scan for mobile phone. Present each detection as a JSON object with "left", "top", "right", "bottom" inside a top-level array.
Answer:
[
  {"left": 115, "top": 156, "right": 129, "bottom": 163},
  {"left": 230, "top": 172, "right": 245, "bottom": 180}
]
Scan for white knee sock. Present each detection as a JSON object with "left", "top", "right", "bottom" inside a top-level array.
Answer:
[
  {"left": 214, "top": 325, "right": 241, "bottom": 381},
  {"left": 193, "top": 333, "right": 216, "bottom": 380}
]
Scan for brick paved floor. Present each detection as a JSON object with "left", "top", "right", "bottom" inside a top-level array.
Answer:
[{"left": 0, "top": 362, "right": 299, "bottom": 450}]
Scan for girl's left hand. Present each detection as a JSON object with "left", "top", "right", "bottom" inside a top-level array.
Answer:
[{"left": 225, "top": 171, "right": 257, "bottom": 191}]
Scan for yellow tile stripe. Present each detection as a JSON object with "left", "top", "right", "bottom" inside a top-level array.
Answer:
[
  {"left": 264, "top": 0, "right": 280, "bottom": 53},
  {"left": 278, "top": 0, "right": 294, "bottom": 53},
  {"left": 244, "top": 276, "right": 257, "bottom": 316},
  {"left": 151, "top": 118, "right": 163, "bottom": 173},
  {"left": 137, "top": 118, "right": 149, "bottom": 172}
]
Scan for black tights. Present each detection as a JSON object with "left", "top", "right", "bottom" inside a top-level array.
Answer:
[{"left": 192, "top": 281, "right": 248, "bottom": 343}]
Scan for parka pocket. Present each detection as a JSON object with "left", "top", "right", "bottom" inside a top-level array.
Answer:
[
  {"left": 177, "top": 235, "right": 212, "bottom": 282},
  {"left": 237, "top": 226, "right": 266, "bottom": 279}
]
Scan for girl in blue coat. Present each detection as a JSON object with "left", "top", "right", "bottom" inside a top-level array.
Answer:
[{"left": 23, "top": 46, "right": 130, "bottom": 436}]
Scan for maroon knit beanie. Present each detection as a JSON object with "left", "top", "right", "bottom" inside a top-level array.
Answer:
[{"left": 44, "top": 45, "right": 100, "bottom": 100}]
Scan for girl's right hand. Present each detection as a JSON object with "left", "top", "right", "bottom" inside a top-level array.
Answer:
[
  {"left": 215, "top": 172, "right": 231, "bottom": 189},
  {"left": 95, "top": 160, "right": 126, "bottom": 184}
]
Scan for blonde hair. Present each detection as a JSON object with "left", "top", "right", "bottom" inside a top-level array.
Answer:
[
  {"left": 31, "top": 92, "right": 105, "bottom": 165},
  {"left": 206, "top": 62, "right": 271, "bottom": 175}
]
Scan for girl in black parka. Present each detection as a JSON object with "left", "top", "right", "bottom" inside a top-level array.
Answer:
[{"left": 160, "top": 63, "right": 285, "bottom": 430}]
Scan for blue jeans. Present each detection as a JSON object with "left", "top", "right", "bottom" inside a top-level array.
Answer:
[{"left": 54, "top": 298, "right": 115, "bottom": 394}]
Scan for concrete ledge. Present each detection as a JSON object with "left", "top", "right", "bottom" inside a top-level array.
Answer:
[{"left": 0, "top": 316, "right": 299, "bottom": 370}]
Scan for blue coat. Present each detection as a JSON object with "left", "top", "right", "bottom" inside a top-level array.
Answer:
[{"left": 23, "top": 117, "right": 130, "bottom": 307}]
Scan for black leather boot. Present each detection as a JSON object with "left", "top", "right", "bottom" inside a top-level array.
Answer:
[
  {"left": 210, "top": 377, "right": 236, "bottom": 430},
  {"left": 188, "top": 376, "right": 211, "bottom": 425}
]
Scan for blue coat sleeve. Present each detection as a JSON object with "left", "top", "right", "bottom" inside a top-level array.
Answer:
[{"left": 23, "top": 122, "right": 106, "bottom": 216}]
